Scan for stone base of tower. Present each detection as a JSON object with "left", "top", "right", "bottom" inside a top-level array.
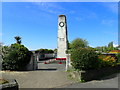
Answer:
[
  {"left": 57, "top": 51, "right": 67, "bottom": 60},
  {"left": 57, "top": 53, "right": 67, "bottom": 59}
]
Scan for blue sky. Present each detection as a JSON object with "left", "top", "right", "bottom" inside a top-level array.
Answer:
[{"left": 2, "top": 2, "right": 118, "bottom": 50}]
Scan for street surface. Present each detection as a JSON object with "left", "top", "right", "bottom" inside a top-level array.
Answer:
[{"left": 59, "top": 72, "right": 119, "bottom": 88}]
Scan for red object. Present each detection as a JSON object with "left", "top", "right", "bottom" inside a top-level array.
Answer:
[
  {"left": 56, "top": 58, "right": 61, "bottom": 60},
  {"left": 56, "top": 58, "right": 66, "bottom": 61},
  {"left": 59, "top": 62, "right": 62, "bottom": 64},
  {"left": 63, "top": 58, "right": 66, "bottom": 61},
  {"left": 62, "top": 58, "right": 66, "bottom": 60},
  {"left": 44, "top": 61, "right": 47, "bottom": 64}
]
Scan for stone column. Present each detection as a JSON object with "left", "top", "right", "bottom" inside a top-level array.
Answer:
[
  {"left": 57, "top": 15, "right": 68, "bottom": 58},
  {"left": 34, "top": 53, "right": 38, "bottom": 70},
  {"left": 66, "top": 54, "right": 72, "bottom": 71}
]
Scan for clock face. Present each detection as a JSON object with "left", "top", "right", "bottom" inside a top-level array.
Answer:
[{"left": 59, "top": 22, "right": 64, "bottom": 27}]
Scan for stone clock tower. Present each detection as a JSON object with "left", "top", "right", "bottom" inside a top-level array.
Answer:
[{"left": 57, "top": 15, "right": 68, "bottom": 58}]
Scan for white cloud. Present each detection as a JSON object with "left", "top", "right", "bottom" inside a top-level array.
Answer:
[
  {"left": 113, "top": 44, "right": 118, "bottom": 47},
  {"left": 89, "top": 45, "right": 95, "bottom": 48}
]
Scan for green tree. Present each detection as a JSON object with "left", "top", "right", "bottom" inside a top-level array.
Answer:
[
  {"left": 68, "top": 41, "right": 71, "bottom": 50},
  {"left": 108, "top": 42, "right": 114, "bottom": 51},
  {"left": 53, "top": 48, "right": 57, "bottom": 54},
  {"left": 0, "top": 42, "right": 3, "bottom": 55},
  {"left": 70, "top": 38, "right": 88, "bottom": 49},
  {"left": 95, "top": 46, "right": 102, "bottom": 51},
  {"left": 14, "top": 36, "right": 21, "bottom": 44},
  {"left": 117, "top": 45, "right": 120, "bottom": 48},
  {"left": 48, "top": 49, "right": 54, "bottom": 53},
  {"left": 95, "top": 46, "right": 109, "bottom": 53},
  {"left": 2, "top": 43, "right": 32, "bottom": 70},
  {"left": 87, "top": 46, "right": 96, "bottom": 51},
  {"left": 35, "top": 49, "right": 54, "bottom": 54},
  {"left": 108, "top": 42, "right": 113, "bottom": 47}
]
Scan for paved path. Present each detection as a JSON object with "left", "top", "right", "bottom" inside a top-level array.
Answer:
[
  {"left": 1, "top": 60, "right": 74, "bottom": 88},
  {"left": 37, "top": 60, "right": 66, "bottom": 71},
  {"left": 1, "top": 71, "right": 75, "bottom": 88},
  {"left": 58, "top": 73, "right": 120, "bottom": 88},
  {"left": 1, "top": 71, "right": 119, "bottom": 88}
]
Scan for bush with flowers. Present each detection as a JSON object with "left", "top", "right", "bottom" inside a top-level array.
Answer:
[
  {"left": 70, "top": 47, "right": 119, "bottom": 71},
  {"left": 71, "top": 48, "right": 99, "bottom": 70},
  {"left": 98, "top": 55, "right": 117, "bottom": 67}
]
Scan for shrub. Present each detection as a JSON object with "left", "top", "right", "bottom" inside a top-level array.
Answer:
[
  {"left": 2, "top": 43, "right": 32, "bottom": 70},
  {"left": 116, "top": 53, "right": 120, "bottom": 63},
  {"left": 98, "top": 55, "right": 117, "bottom": 67},
  {"left": 71, "top": 48, "right": 99, "bottom": 70},
  {"left": 35, "top": 49, "right": 54, "bottom": 54}
]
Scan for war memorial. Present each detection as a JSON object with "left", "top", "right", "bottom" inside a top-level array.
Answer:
[
  {"left": 26, "top": 15, "right": 71, "bottom": 71},
  {"left": 1, "top": 14, "right": 119, "bottom": 89}
]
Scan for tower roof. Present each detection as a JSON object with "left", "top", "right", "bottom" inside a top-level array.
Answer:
[{"left": 59, "top": 15, "right": 66, "bottom": 17}]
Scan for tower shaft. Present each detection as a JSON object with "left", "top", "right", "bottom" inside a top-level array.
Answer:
[{"left": 57, "top": 15, "right": 68, "bottom": 58}]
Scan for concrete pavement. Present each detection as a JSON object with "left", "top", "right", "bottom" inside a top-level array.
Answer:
[
  {"left": 1, "top": 70, "right": 75, "bottom": 88},
  {"left": 37, "top": 60, "right": 66, "bottom": 71},
  {"left": 58, "top": 73, "right": 119, "bottom": 88},
  {"left": 1, "top": 60, "right": 74, "bottom": 88},
  {"left": 1, "top": 71, "right": 119, "bottom": 88}
]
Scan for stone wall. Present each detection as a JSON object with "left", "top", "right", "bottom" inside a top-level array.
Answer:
[
  {"left": 66, "top": 54, "right": 72, "bottom": 71},
  {"left": 26, "top": 54, "right": 37, "bottom": 70},
  {"left": 70, "top": 65, "right": 120, "bottom": 81}
]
